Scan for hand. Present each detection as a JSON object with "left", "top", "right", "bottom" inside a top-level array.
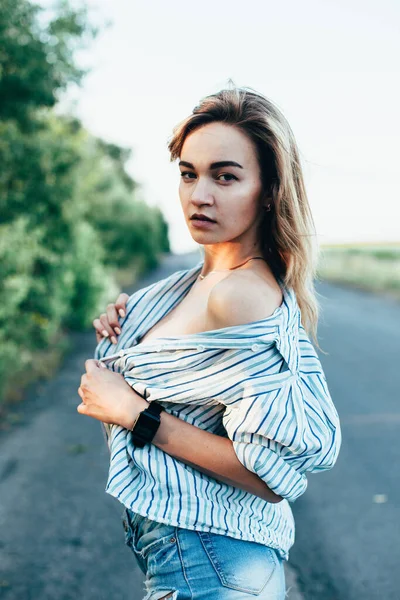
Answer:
[
  {"left": 92, "top": 293, "right": 129, "bottom": 344},
  {"left": 77, "top": 359, "right": 148, "bottom": 429}
]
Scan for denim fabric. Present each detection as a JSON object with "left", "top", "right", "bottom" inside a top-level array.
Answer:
[{"left": 122, "top": 508, "right": 286, "bottom": 599}]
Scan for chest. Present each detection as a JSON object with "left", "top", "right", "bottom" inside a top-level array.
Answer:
[{"left": 138, "top": 279, "right": 212, "bottom": 343}]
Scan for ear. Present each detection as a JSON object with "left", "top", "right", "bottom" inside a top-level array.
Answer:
[
  {"left": 260, "top": 189, "right": 272, "bottom": 206},
  {"left": 261, "top": 197, "right": 273, "bottom": 211}
]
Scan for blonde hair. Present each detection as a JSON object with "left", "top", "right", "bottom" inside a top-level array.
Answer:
[{"left": 168, "top": 86, "right": 322, "bottom": 350}]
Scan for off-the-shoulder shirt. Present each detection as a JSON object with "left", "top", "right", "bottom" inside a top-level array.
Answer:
[{"left": 94, "top": 259, "right": 341, "bottom": 561}]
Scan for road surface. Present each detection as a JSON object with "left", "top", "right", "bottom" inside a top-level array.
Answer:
[{"left": 0, "top": 252, "right": 398, "bottom": 599}]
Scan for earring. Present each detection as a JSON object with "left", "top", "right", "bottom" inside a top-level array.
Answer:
[{"left": 265, "top": 203, "right": 272, "bottom": 212}]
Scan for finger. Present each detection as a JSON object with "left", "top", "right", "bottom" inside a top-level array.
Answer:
[
  {"left": 99, "top": 314, "right": 115, "bottom": 341},
  {"left": 77, "top": 402, "right": 87, "bottom": 414},
  {"left": 106, "top": 303, "right": 122, "bottom": 338},
  {"left": 85, "top": 359, "right": 100, "bottom": 373},
  {"left": 115, "top": 293, "right": 129, "bottom": 318},
  {"left": 93, "top": 314, "right": 113, "bottom": 339},
  {"left": 77, "top": 402, "right": 105, "bottom": 423},
  {"left": 93, "top": 318, "right": 109, "bottom": 343}
]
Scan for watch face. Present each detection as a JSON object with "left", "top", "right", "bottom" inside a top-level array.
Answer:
[
  {"left": 140, "top": 422, "right": 155, "bottom": 438},
  {"left": 132, "top": 410, "right": 159, "bottom": 441}
]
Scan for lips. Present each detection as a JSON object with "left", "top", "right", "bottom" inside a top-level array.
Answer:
[{"left": 190, "top": 214, "right": 216, "bottom": 222}]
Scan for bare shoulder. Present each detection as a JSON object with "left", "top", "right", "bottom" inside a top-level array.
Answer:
[{"left": 206, "top": 271, "right": 283, "bottom": 330}]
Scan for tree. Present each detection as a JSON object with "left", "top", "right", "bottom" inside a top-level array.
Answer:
[{"left": 0, "top": 0, "right": 170, "bottom": 403}]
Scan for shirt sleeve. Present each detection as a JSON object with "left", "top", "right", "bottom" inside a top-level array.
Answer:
[{"left": 222, "top": 327, "right": 341, "bottom": 503}]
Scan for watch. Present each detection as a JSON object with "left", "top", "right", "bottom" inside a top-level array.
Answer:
[{"left": 130, "top": 401, "right": 165, "bottom": 447}]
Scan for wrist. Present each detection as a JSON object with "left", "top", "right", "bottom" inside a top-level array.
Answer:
[{"left": 120, "top": 390, "right": 149, "bottom": 430}]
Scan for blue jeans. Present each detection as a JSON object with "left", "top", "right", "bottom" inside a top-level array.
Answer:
[{"left": 122, "top": 508, "right": 286, "bottom": 599}]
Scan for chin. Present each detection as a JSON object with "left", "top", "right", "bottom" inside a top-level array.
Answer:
[{"left": 190, "top": 234, "right": 211, "bottom": 244}]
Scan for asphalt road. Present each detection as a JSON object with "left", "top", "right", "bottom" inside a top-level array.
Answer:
[
  {"left": 288, "top": 269, "right": 400, "bottom": 599},
  {"left": 0, "top": 252, "right": 398, "bottom": 599}
]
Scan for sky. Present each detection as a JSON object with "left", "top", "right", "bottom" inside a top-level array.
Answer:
[{"left": 66, "top": 0, "right": 399, "bottom": 254}]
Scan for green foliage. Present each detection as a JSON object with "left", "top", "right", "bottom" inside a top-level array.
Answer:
[
  {"left": 64, "top": 221, "right": 118, "bottom": 330},
  {"left": 72, "top": 131, "right": 170, "bottom": 270},
  {"left": 0, "top": 0, "right": 170, "bottom": 404},
  {"left": 0, "top": 0, "right": 91, "bottom": 125},
  {"left": 0, "top": 218, "right": 42, "bottom": 385}
]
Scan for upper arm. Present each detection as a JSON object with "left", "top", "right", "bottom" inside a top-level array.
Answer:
[
  {"left": 219, "top": 313, "right": 341, "bottom": 503},
  {"left": 223, "top": 371, "right": 341, "bottom": 503},
  {"left": 206, "top": 273, "right": 283, "bottom": 331}
]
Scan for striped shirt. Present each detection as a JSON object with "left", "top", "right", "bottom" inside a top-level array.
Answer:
[{"left": 94, "top": 259, "right": 341, "bottom": 561}]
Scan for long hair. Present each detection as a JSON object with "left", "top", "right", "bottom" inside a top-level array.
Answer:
[{"left": 168, "top": 86, "right": 322, "bottom": 350}]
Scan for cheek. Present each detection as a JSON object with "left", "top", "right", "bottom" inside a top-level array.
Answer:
[
  {"left": 178, "top": 181, "right": 188, "bottom": 205},
  {"left": 227, "top": 180, "right": 261, "bottom": 218}
]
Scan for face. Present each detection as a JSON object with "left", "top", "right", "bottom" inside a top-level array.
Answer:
[{"left": 178, "top": 122, "right": 265, "bottom": 250}]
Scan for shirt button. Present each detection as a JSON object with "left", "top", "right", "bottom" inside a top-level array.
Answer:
[
  {"left": 118, "top": 350, "right": 125, "bottom": 357},
  {"left": 251, "top": 343, "right": 260, "bottom": 352},
  {"left": 197, "top": 345, "right": 205, "bottom": 352},
  {"left": 156, "top": 345, "right": 163, "bottom": 352}
]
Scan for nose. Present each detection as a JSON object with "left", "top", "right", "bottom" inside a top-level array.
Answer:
[{"left": 190, "top": 178, "right": 213, "bottom": 206}]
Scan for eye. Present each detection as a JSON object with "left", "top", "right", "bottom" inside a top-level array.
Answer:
[
  {"left": 217, "top": 173, "right": 238, "bottom": 182},
  {"left": 180, "top": 171, "right": 196, "bottom": 180}
]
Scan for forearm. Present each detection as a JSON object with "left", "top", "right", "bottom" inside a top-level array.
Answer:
[{"left": 152, "top": 406, "right": 282, "bottom": 504}]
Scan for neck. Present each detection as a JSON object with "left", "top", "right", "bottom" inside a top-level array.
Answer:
[{"left": 199, "top": 244, "right": 265, "bottom": 276}]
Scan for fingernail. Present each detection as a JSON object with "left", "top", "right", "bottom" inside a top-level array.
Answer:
[
  {"left": 111, "top": 336, "right": 117, "bottom": 344},
  {"left": 102, "top": 330, "right": 109, "bottom": 337},
  {"left": 115, "top": 327, "right": 121, "bottom": 335},
  {"left": 119, "top": 309, "right": 126, "bottom": 318}
]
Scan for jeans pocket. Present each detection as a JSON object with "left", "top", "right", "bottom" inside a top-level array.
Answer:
[
  {"left": 197, "top": 531, "right": 279, "bottom": 595},
  {"left": 146, "top": 529, "right": 179, "bottom": 578},
  {"left": 122, "top": 509, "right": 177, "bottom": 567}
]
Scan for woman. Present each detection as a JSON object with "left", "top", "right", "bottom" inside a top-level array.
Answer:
[{"left": 77, "top": 87, "right": 341, "bottom": 600}]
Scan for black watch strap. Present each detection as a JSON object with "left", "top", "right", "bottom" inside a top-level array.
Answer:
[
  {"left": 145, "top": 401, "right": 165, "bottom": 418},
  {"left": 130, "top": 401, "right": 165, "bottom": 448}
]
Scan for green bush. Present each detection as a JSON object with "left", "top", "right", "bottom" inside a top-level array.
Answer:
[
  {"left": 64, "top": 221, "right": 119, "bottom": 330},
  {"left": 0, "top": 0, "right": 170, "bottom": 406}
]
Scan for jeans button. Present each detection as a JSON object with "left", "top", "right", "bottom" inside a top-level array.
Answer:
[{"left": 170, "top": 537, "right": 176, "bottom": 543}]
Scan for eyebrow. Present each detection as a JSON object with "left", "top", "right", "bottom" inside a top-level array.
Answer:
[{"left": 179, "top": 160, "right": 243, "bottom": 170}]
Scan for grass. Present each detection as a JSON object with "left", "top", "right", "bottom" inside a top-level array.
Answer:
[{"left": 317, "top": 242, "right": 400, "bottom": 300}]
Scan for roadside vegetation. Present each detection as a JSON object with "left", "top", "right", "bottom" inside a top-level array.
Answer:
[
  {"left": 0, "top": 0, "right": 170, "bottom": 414},
  {"left": 317, "top": 243, "right": 400, "bottom": 300}
]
